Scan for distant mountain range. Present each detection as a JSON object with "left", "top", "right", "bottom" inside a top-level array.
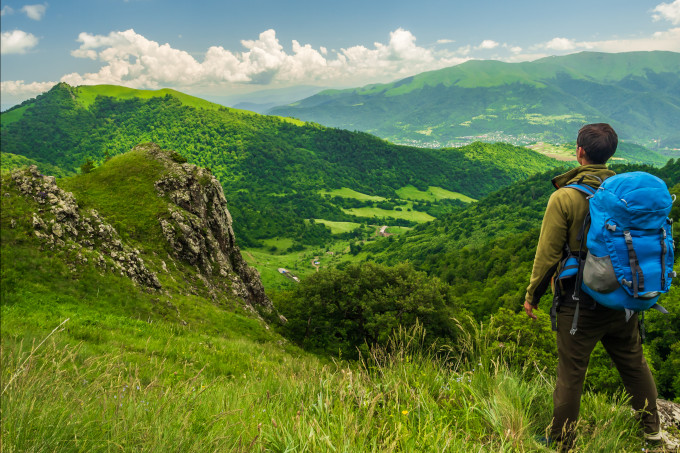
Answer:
[{"left": 269, "top": 51, "right": 680, "bottom": 149}]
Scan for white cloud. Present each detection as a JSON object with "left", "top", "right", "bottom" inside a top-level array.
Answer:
[
  {"left": 543, "top": 37, "right": 580, "bottom": 51},
  {"left": 477, "top": 40, "right": 499, "bottom": 50},
  {"left": 4, "top": 18, "right": 678, "bottom": 103},
  {"left": 652, "top": 0, "right": 680, "bottom": 25},
  {"left": 437, "top": 39, "right": 454, "bottom": 44},
  {"left": 21, "top": 3, "right": 47, "bottom": 20},
  {"left": 534, "top": 28, "right": 680, "bottom": 54},
  {"left": 0, "top": 80, "right": 56, "bottom": 96},
  {"left": 1, "top": 30, "right": 39, "bottom": 54},
  {"left": 502, "top": 44, "right": 523, "bottom": 54},
  {"left": 60, "top": 28, "right": 468, "bottom": 90},
  {"left": 1, "top": 5, "right": 14, "bottom": 16}
]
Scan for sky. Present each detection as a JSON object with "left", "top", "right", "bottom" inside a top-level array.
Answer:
[{"left": 1, "top": 0, "right": 680, "bottom": 108}]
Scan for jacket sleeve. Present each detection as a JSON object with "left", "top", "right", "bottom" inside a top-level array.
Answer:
[{"left": 525, "top": 191, "right": 569, "bottom": 307}]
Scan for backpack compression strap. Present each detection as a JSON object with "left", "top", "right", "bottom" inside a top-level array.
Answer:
[{"left": 562, "top": 180, "right": 598, "bottom": 336}]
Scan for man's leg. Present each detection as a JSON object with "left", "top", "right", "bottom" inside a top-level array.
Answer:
[
  {"left": 551, "top": 304, "right": 602, "bottom": 446},
  {"left": 600, "top": 312, "right": 660, "bottom": 436}
]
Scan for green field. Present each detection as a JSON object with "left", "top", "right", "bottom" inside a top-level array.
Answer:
[
  {"left": 385, "top": 226, "right": 413, "bottom": 234},
  {"left": 396, "top": 185, "right": 477, "bottom": 203},
  {"left": 319, "top": 187, "right": 387, "bottom": 201},
  {"left": 243, "top": 240, "right": 372, "bottom": 290},
  {"left": 259, "top": 237, "right": 296, "bottom": 251},
  {"left": 313, "top": 219, "right": 363, "bottom": 234},
  {"left": 343, "top": 205, "right": 435, "bottom": 223}
]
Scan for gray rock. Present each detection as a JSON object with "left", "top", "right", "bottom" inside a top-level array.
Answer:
[
  {"left": 144, "top": 143, "right": 273, "bottom": 312},
  {"left": 658, "top": 399, "right": 680, "bottom": 450}
]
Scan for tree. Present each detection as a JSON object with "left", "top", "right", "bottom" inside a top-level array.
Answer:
[{"left": 80, "top": 159, "right": 95, "bottom": 174}]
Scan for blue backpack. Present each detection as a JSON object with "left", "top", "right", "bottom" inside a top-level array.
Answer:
[{"left": 558, "top": 172, "right": 676, "bottom": 335}]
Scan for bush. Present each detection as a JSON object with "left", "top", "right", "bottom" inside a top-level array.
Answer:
[{"left": 274, "top": 262, "right": 468, "bottom": 359}]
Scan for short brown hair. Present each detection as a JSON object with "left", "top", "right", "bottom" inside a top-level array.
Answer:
[{"left": 577, "top": 123, "right": 618, "bottom": 164}]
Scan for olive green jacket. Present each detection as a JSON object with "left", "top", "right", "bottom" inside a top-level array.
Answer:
[{"left": 525, "top": 165, "right": 616, "bottom": 306}]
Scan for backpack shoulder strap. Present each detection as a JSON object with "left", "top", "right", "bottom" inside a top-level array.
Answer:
[
  {"left": 561, "top": 174, "right": 602, "bottom": 197},
  {"left": 563, "top": 183, "right": 597, "bottom": 197}
]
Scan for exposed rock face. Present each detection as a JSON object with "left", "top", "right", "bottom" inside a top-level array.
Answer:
[
  {"left": 10, "top": 165, "right": 161, "bottom": 289},
  {"left": 141, "top": 143, "right": 273, "bottom": 313},
  {"left": 658, "top": 399, "right": 680, "bottom": 451}
]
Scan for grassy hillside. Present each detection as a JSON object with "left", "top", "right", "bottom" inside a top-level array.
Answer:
[
  {"left": 0, "top": 82, "right": 561, "bottom": 250},
  {"left": 270, "top": 51, "right": 680, "bottom": 152}
]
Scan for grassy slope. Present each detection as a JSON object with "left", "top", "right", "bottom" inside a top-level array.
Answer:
[
  {"left": 1, "top": 83, "right": 304, "bottom": 126},
  {"left": 1, "top": 152, "right": 69, "bottom": 177}
]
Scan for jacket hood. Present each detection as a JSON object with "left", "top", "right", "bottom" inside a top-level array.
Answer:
[{"left": 551, "top": 164, "right": 615, "bottom": 190}]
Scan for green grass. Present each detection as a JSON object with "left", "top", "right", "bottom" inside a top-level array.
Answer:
[
  {"left": 0, "top": 167, "right": 661, "bottom": 451},
  {"left": 59, "top": 149, "right": 170, "bottom": 247},
  {"left": 0, "top": 152, "right": 69, "bottom": 177},
  {"left": 343, "top": 205, "right": 435, "bottom": 223},
  {"left": 69, "top": 85, "right": 306, "bottom": 126},
  {"left": 242, "top": 235, "right": 389, "bottom": 290},
  {"left": 260, "top": 237, "right": 296, "bottom": 251},
  {"left": 1, "top": 319, "right": 652, "bottom": 452},
  {"left": 73, "top": 85, "right": 232, "bottom": 112},
  {"left": 385, "top": 226, "right": 413, "bottom": 234},
  {"left": 0, "top": 104, "right": 29, "bottom": 125},
  {"left": 396, "top": 185, "right": 477, "bottom": 203},
  {"left": 319, "top": 187, "right": 387, "bottom": 201},
  {"left": 313, "top": 219, "right": 362, "bottom": 234}
]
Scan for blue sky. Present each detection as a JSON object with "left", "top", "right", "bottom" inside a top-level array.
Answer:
[{"left": 1, "top": 0, "right": 679, "bottom": 106}]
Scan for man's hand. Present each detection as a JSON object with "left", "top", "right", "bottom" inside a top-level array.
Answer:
[{"left": 524, "top": 300, "right": 538, "bottom": 320}]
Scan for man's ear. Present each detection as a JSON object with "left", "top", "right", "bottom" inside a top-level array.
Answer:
[{"left": 576, "top": 146, "right": 588, "bottom": 164}]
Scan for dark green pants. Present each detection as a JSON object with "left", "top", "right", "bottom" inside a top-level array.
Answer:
[{"left": 551, "top": 303, "right": 660, "bottom": 445}]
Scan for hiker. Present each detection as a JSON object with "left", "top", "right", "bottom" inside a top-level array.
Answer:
[{"left": 523, "top": 123, "right": 661, "bottom": 449}]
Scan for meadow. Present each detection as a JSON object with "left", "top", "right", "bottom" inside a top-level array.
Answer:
[{"left": 2, "top": 319, "right": 650, "bottom": 452}]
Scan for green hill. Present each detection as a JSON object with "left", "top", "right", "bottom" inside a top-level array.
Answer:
[
  {"left": 0, "top": 82, "right": 561, "bottom": 249},
  {"left": 270, "top": 51, "right": 680, "bottom": 153}
]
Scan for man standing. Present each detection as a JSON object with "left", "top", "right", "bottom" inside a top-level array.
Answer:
[{"left": 524, "top": 123, "right": 660, "bottom": 450}]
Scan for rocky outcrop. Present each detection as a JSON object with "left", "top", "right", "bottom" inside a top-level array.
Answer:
[
  {"left": 141, "top": 143, "right": 273, "bottom": 313},
  {"left": 658, "top": 399, "right": 680, "bottom": 451},
  {"left": 11, "top": 165, "right": 161, "bottom": 289}
]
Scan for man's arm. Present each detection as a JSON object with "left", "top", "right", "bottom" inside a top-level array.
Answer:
[{"left": 525, "top": 191, "right": 569, "bottom": 315}]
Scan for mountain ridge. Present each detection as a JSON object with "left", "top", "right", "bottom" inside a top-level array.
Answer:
[{"left": 269, "top": 51, "right": 680, "bottom": 149}]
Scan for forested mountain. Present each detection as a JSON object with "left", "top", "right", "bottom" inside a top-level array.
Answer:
[
  {"left": 1, "top": 82, "right": 560, "bottom": 247},
  {"left": 269, "top": 51, "right": 680, "bottom": 150}
]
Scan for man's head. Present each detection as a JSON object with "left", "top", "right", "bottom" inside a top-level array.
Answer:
[{"left": 576, "top": 123, "right": 618, "bottom": 165}]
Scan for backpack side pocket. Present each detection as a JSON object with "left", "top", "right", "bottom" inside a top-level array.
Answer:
[{"left": 582, "top": 252, "right": 619, "bottom": 293}]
